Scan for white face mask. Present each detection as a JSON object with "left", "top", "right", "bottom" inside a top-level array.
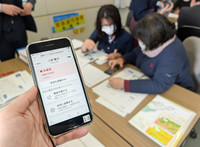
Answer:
[
  {"left": 101, "top": 25, "right": 115, "bottom": 35},
  {"left": 138, "top": 40, "right": 146, "bottom": 51}
]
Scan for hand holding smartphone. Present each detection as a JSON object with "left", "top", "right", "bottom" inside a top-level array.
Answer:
[{"left": 26, "top": 37, "right": 93, "bottom": 136}]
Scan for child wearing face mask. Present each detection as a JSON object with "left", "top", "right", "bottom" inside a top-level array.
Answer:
[
  {"left": 81, "top": 4, "right": 133, "bottom": 60},
  {"left": 108, "top": 13, "right": 195, "bottom": 94}
]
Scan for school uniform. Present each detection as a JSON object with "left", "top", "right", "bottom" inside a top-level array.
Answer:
[
  {"left": 129, "top": 0, "right": 158, "bottom": 21},
  {"left": 128, "top": 0, "right": 158, "bottom": 48},
  {"left": 123, "top": 37, "right": 195, "bottom": 94},
  {"left": 89, "top": 29, "right": 133, "bottom": 55},
  {"left": 0, "top": 0, "right": 36, "bottom": 61}
]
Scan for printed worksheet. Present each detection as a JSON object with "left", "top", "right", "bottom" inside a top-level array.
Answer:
[
  {"left": 75, "top": 49, "right": 107, "bottom": 66},
  {"left": 0, "top": 70, "right": 34, "bottom": 106},
  {"left": 93, "top": 68, "right": 148, "bottom": 116}
]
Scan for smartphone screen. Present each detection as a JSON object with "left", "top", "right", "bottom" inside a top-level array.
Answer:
[{"left": 27, "top": 38, "right": 92, "bottom": 136}]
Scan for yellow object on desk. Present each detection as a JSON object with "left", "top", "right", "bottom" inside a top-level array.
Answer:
[{"left": 129, "top": 95, "right": 196, "bottom": 147}]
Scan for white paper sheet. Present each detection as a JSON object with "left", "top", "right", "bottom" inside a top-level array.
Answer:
[
  {"left": 80, "top": 64, "right": 110, "bottom": 87},
  {"left": 96, "top": 97, "right": 127, "bottom": 117},
  {"left": 58, "top": 132, "right": 105, "bottom": 147},
  {"left": 71, "top": 39, "right": 83, "bottom": 49},
  {"left": 168, "top": 13, "right": 179, "bottom": 19},
  {"left": 0, "top": 70, "right": 34, "bottom": 108},
  {"left": 94, "top": 68, "right": 148, "bottom": 116},
  {"left": 75, "top": 49, "right": 107, "bottom": 66}
]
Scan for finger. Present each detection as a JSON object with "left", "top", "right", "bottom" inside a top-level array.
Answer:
[
  {"left": 7, "top": 86, "right": 38, "bottom": 113},
  {"left": 108, "top": 60, "right": 112, "bottom": 66},
  {"left": 54, "top": 128, "right": 88, "bottom": 145},
  {"left": 88, "top": 44, "right": 94, "bottom": 50},
  {"left": 15, "top": 7, "right": 23, "bottom": 13},
  {"left": 89, "top": 100, "right": 93, "bottom": 107},
  {"left": 93, "top": 43, "right": 97, "bottom": 50},
  {"left": 90, "top": 40, "right": 96, "bottom": 49},
  {"left": 169, "top": 3, "right": 174, "bottom": 10},
  {"left": 108, "top": 78, "right": 113, "bottom": 86},
  {"left": 120, "top": 62, "right": 123, "bottom": 68},
  {"left": 81, "top": 46, "right": 87, "bottom": 52},
  {"left": 13, "top": 6, "right": 23, "bottom": 14},
  {"left": 107, "top": 54, "right": 112, "bottom": 60},
  {"left": 109, "top": 61, "right": 114, "bottom": 69}
]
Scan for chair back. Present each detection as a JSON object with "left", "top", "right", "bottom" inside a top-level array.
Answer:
[{"left": 183, "top": 36, "right": 200, "bottom": 92}]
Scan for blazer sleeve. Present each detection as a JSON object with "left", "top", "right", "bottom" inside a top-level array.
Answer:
[
  {"left": 130, "top": 0, "right": 151, "bottom": 21},
  {"left": 127, "top": 58, "right": 182, "bottom": 94},
  {"left": 89, "top": 30, "right": 99, "bottom": 43},
  {"left": 123, "top": 46, "right": 141, "bottom": 65}
]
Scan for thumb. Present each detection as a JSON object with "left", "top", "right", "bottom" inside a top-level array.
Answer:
[{"left": 7, "top": 86, "right": 38, "bottom": 113}]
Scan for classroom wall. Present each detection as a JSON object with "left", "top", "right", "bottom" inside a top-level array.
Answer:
[{"left": 27, "top": 0, "right": 130, "bottom": 43}]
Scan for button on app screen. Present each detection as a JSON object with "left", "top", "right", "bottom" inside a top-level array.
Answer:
[{"left": 31, "top": 47, "right": 89, "bottom": 126}]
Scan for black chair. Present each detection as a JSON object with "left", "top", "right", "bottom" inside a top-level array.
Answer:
[{"left": 177, "top": 26, "right": 200, "bottom": 41}]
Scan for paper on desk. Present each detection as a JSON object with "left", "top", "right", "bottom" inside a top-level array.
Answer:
[
  {"left": 75, "top": 49, "right": 107, "bottom": 66},
  {"left": 168, "top": 13, "right": 179, "bottom": 19},
  {"left": 0, "top": 70, "right": 34, "bottom": 107},
  {"left": 58, "top": 132, "right": 105, "bottom": 147},
  {"left": 71, "top": 39, "right": 83, "bottom": 49},
  {"left": 96, "top": 97, "right": 127, "bottom": 117},
  {"left": 93, "top": 68, "right": 148, "bottom": 116},
  {"left": 80, "top": 64, "right": 109, "bottom": 87}
]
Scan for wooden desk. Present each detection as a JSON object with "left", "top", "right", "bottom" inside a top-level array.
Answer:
[
  {"left": 86, "top": 63, "right": 200, "bottom": 147},
  {"left": 88, "top": 115, "right": 131, "bottom": 147},
  {"left": 0, "top": 58, "right": 30, "bottom": 74},
  {"left": 168, "top": 13, "right": 178, "bottom": 23},
  {"left": 0, "top": 58, "right": 131, "bottom": 147}
]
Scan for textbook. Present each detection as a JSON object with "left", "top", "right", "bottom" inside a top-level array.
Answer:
[
  {"left": 129, "top": 95, "right": 196, "bottom": 147},
  {"left": 17, "top": 47, "right": 28, "bottom": 64}
]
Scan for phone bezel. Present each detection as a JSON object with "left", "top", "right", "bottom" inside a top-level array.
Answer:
[{"left": 26, "top": 37, "right": 93, "bottom": 136}]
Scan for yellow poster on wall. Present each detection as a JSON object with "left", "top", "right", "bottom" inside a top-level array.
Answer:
[
  {"left": 73, "top": 27, "right": 85, "bottom": 35},
  {"left": 52, "top": 11, "right": 85, "bottom": 33}
]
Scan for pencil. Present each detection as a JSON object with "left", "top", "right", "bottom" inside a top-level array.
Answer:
[{"left": 0, "top": 71, "right": 15, "bottom": 77}]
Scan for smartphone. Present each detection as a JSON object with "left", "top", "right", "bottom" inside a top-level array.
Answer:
[
  {"left": 26, "top": 37, "right": 93, "bottom": 136},
  {"left": 164, "top": 0, "right": 171, "bottom": 7},
  {"left": 105, "top": 65, "right": 119, "bottom": 75}
]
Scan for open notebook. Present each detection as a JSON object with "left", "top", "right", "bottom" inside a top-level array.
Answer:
[{"left": 129, "top": 95, "right": 196, "bottom": 147}]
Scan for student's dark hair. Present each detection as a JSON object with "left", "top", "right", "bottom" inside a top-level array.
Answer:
[
  {"left": 133, "top": 13, "right": 176, "bottom": 50},
  {"left": 96, "top": 4, "right": 122, "bottom": 39}
]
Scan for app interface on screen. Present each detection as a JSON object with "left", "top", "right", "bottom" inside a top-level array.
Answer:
[{"left": 31, "top": 47, "right": 90, "bottom": 126}]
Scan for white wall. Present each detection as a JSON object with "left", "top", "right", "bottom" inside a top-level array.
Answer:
[{"left": 27, "top": 0, "right": 130, "bottom": 43}]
